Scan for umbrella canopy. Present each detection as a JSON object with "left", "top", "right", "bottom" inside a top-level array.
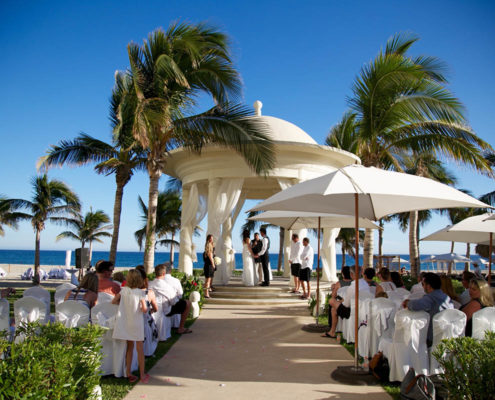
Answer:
[
  {"left": 430, "top": 253, "right": 471, "bottom": 262},
  {"left": 249, "top": 210, "right": 380, "bottom": 230},
  {"left": 390, "top": 256, "right": 409, "bottom": 264},
  {"left": 421, "top": 225, "right": 491, "bottom": 244}
]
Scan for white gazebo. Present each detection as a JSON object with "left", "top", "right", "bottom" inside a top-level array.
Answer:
[{"left": 163, "top": 101, "right": 360, "bottom": 284}]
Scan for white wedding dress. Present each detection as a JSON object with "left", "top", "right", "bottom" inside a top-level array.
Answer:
[{"left": 242, "top": 243, "right": 256, "bottom": 286}]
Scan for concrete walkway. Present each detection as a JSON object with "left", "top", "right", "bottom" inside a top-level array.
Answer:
[{"left": 124, "top": 300, "right": 389, "bottom": 400}]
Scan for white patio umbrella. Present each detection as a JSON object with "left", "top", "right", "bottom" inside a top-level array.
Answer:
[
  {"left": 249, "top": 164, "right": 491, "bottom": 369},
  {"left": 249, "top": 210, "right": 380, "bottom": 322}
]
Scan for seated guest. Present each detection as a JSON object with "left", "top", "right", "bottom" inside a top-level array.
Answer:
[
  {"left": 112, "top": 271, "right": 125, "bottom": 286},
  {"left": 64, "top": 272, "right": 98, "bottom": 309},
  {"left": 402, "top": 273, "right": 454, "bottom": 346},
  {"left": 400, "top": 266, "right": 409, "bottom": 276},
  {"left": 391, "top": 271, "right": 405, "bottom": 288},
  {"left": 363, "top": 268, "right": 377, "bottom": 295},
  {"left": 461, "top": 278, "right": 494, "bottom": 337},
  {"left": 375, "top": 267, "right": 396, "bottom": 296},
  {"left": 323, "top": 266, "right": 370, "bottom": 338},
  {"left": 164, "top": 262, "right": 184, "bottom": 302},
  {"left": 148, "top": 263, "right": 192, "bottom": 334},
  {"left": 440, "top": 275, "right": 461, "bottom": 309},
  {"left": 95, "top": 260, "right": 120, "bottom": 297},
  {"left": 459, "top": 271, "right": 475, "bottom": 306},
  {"left": 331, "top": 266, "right": 353, "bottom": 296}
]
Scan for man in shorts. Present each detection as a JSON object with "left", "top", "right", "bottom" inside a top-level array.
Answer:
[
  {"left": 289, "top": 233, "right": 303, "bottom": 294},
  {"left": 299, "top": 237, "right": 314, "bottom": 299}
]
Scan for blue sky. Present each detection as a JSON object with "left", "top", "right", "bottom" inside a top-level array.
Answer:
[{"left": 1, "top": 0, "right": 494, "bottom": 257}]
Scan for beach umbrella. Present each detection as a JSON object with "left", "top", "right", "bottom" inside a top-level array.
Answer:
[
  {"left": 249, "top": 164, "right": 490, "bottom": 369},
  {"left": 249, "top": 210, "right": 380, "bottom": 322},
  {"left": 421, "top": 225, "right": 491, "bottom": 244}
]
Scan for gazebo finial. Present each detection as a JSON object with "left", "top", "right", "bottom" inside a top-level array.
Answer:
[{"left": 253, "top": 100, "right": 263, "bottom": 116}]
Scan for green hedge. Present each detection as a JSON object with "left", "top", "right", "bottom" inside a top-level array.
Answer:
[
  {"left": 433, "top": 331, "right": 495, "bottom": 400},
  {"left": 0, "top": 323, "right": 104, "bottom": 400}
]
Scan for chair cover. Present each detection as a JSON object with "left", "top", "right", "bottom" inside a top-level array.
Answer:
[
  {"left": 342, "top": 291, "right": 375, "bottom": 343},
  {"left": 14, "top": 296, "right": 47, "bottom": 343},
  {"left": 472, "top": 307, "right": 495, "bottom": 340},
  {"left": 0, "top": 299, "right": 10, "bottom": 332},
  {"left": 0, "top": 267, "right": 7, "bottom": 278},
  {"left": 395, "top": 287, "right": 410, "bottom": 298},
  {"left": 387, "top": 291, "right": 408, "bottom": 310},
  {"left": 153, "top": 297, "right": 172, "bottom": 341},
  {"left": 21, "top": 268, "right": 48, "bottom": 281},
  {"left": 360, "top": 297, "right": 396, "bottom": 359},
  {"left": 56, "top": 300, "right": 90, "bottom": 328},
  {"left": 172, "top": 313, "right": 181, "bottom": 328},
  {"left": 429, "top": 309, "right": 466, "bottom": 374},
  {"left": 54, "top": 283, "right": 77, "bottom": 306},
  {"left": 190, "top": 291, "right": 201, "bottom": 318},
  {"left": 379, "top": 309, "right": 430, "bottom": 382},
  {"left": 97, "top": 292, "right": 114, "bottom": 304},
  {"left": 48, "top": 268, "right": 71, "bottom": 280},
  {"left": 23, "top": 286, "right": 51, "bottom": 322}
]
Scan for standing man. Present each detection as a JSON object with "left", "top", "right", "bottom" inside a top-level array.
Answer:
[
  {"left": 289, "top": 233, "right": 303, "bottom": 294},
  {"left": 258, "top": 227, "right": 270, "bottom": 286},
  {"left": 299, "top": 237, "right": 314, "bottom": 299}
]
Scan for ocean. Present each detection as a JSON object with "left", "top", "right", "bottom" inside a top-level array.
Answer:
[{"left": 0, "top": 249, "right": 478, "bottom": 272}]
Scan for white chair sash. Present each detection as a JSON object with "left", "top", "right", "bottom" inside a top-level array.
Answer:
[
  {"left": 57, "top": 312, "right": 81, "bottom": 328},
  {"left": 395, "top": 315, "right": 427, "bottom": 352},
  {"left": 472, "top": 307, "right": 495, "bottom": 340},
  {"left": 373, "top": 306, "right": 394, "bottom": 336},
  {"left": 18, "top": 308, "right": 40, "bottom": 324},
  {"left": 95, "top": 311, "right": 117, "bottom": 329}
]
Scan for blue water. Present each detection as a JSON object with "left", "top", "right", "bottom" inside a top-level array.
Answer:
[{"left": 0, "top": 249, "right": 481, "bottom": 271}]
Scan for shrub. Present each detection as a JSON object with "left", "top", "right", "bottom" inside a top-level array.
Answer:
[
  {"left": 433, "top": 331, "right": 495, "bottom": 400},
  {"left": 0, "top": 322, "right": 104, "bottom": 400}
]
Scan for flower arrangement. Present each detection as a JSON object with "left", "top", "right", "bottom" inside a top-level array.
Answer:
[{"left": 214, "top": 256, "right": 222, "bottom": 266}]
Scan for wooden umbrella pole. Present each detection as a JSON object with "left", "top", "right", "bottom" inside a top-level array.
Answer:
[
  {"left": 489, "top": 233, "right": 493, "bottom": 286},
  {"left": 316, "top": 216, "right": 321, "bottom": 322},
  {"left": 354, "top": 193, "right": 359, "bottom": 369}
]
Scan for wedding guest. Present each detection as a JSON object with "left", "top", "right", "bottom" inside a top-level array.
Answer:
[
  {"left": 112, "top": 271, "right": 125, "bottom": 286},
  {"left": 112, "top": 269, "right": 149, "bottom": 384},
  {"left": 203, "top": 234, "right": 215, "bottom": 298},
  {"left": 459, "top": 271, "right": 475, "bottom": 306},
  {"left": 363, "top": 268, "right": 377, "bottom": 295},
  {"left": 440, "top": 275, "right": 461, "bottom": 309},
  {"left": 461, "top": 278, "right": 494, "bottom": 337},
  {"left": 391, "top": 271, "right": 405, "bottom": 288},
  {"left": 299, "top": 238, "right": 313, "bottom": 299},
  {"left": 375, "top": 267, "right": 396, "bottom": 296},
  {"left": 135, "top": 266, "right": 158, "bottom": 356},
  {"left": 95, "top": 260, "right": 120, "bottom": 297},
  {"left": 331, "top": 266, "right": 353, "bottom": 297},
  {"left": 64, "top": 272, "right": 98, "bottom": 309},
  {"left": 289, "top": 233, "right": 303, "bottom": 294},
  {"left": 402, "top": 273, "right": 454, "bottom": 346}
]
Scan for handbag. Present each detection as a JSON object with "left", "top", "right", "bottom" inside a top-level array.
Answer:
[{"left": 400, "top": 367, "right": 435, "bottom": 400}]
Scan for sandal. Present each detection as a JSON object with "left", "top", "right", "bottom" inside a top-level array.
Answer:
[
  {"left": 128, "top": 375, "right": 138, "bottom": 383},
  {"left": 141, "top": 374, "right": 150, "bottom": 384},
  {"left": 322, "top": 332, "right": 337, "bottom": 339}
]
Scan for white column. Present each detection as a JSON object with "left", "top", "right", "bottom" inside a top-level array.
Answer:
[
  {"left": 179, "top": 187, "right": 193, "bottom": 275},
  {"left": 320, "top": 227, "right": 340, "bottom": 282},
  {"left": 283, "top": 230, "right": 292, "bottom": 278}
]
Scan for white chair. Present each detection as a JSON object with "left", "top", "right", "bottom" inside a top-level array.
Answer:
[
  {"left": 153, "top": 297, "right": 172, "bottom": 341},
  {"left": 342, "top": 291, "right": 375, "bottom": 343},
  {"left": 0, "top": 299, "right": 10, "bottom": 332},
  {"left": 361, "top": 297, "right": 396, "bottom": 359},
  {"left": 56, "top": 300, "right": 90, "bottom": 328},
  {"left": 23, "top": 286, "right": 51, "bottom": 322},
  {"left": 429, "top": 309, "right": 466, "bottom": 374},
  {"left": 378, "top": 309, "right": 430, "bottom": 382},
  {"left": 335, "top": 287, "right": 348, "bottom": 333},
  {"left": 97, "top": 292, "right": 114, "bottom": 304},
  {"left": 472, "top": 307, "right": 495, "bottom": 340},
  {"left": 395, "top": 287, "right": 410, "bottom": 298},
  {"left": 14, "top": 297, "right": 47, "bottom": 342},
  {"left": 54, "top": 283, "right": 77, "bottom": 306},
  {"left": 387, "top": 291, "right": 408, "bottom": 310}
]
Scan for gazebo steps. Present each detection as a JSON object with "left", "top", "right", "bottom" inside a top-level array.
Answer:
[
  {"left": 204, "top": 297, "right": 308, "bottom": 306},
  {"left": 208, "top": 291, "right": 299, "bottom": 299}
]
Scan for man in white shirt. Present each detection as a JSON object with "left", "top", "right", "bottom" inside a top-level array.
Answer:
[
  {"left": 324, "top": 266, "right": 369, "bottom": 338},
  {"left": 149, "top": 263, "right": 192, "bottom": 335},
  {"left": 299, "top": 237, "right": 314, "bottom": 299},
  {"left": 289, "top": 233, "right": 303, "bottom": 294}
]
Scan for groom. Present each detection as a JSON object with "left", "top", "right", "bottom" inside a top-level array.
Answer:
[{"left": 257, "top": 227, "right": 270, "bottom": 286}]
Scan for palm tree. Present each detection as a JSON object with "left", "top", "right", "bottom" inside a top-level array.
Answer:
[
  {"left": 328, "top": 33, "right": 492, "bottom": 274},
  {"left": 336, "top": 228, "right": 364, "bottom": 268},
  {"left": 135, "top": 190, "right": 181, "bottom": 263},
  {"left": 121, "top": 23, "right": 275, "bottom": 272},
  {"left": 20, "top": 175, "right": 80, "bottom": 284},
  {"left": 56, "top": 208, "right": 112, "bottom": 265},
  {"left": 38, "top": 72, "right": 147, "bottom": 264},
  {"left": 0, "top": 195, "right": 30, "bottom": 236}
]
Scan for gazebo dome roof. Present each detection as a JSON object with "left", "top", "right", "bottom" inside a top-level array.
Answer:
[{"left": 258, "top": 115, "right": 317, "bottom": 145}]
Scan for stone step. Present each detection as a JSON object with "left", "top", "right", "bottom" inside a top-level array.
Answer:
[
  {"left": 209, "top": 291, "right": 299, "bottom": 299},
  {"left": 204, "top": 297, "right": 309, "bottom": 306}
]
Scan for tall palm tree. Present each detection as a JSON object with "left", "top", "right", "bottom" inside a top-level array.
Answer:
[
  {"left": 20, "top": 175, "right": 80, "bottom": 284},
  {"left": 328, "top": 32, "right": 492, "bottom": 274},
  {"left": 135, "top": 190, "right": 181, "bottom": 263},
  {"left": 0, "top": 195, "right": 30, "bottom": 236},
  {"left": 38, "top": 73, "right": 147, "bottom": 264},
  {"left": 336, "top": 228, "right": 364, "bottom": 268},
  {"left": 122, "top": 23, "right": 275, "bottom": 272},
  {"left": 56, "top": 208, "right": 112, "bottom": 265}
]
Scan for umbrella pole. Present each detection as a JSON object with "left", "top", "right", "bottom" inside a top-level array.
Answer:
[
  {"left": 316, "top": 217, "right": 321, "bottom": 323},
  {"left": 489, "top": 233, "right": 493, "bottom": 286},
  {"left": 354, "top": 193, "right": 359, "bottom": 369}
]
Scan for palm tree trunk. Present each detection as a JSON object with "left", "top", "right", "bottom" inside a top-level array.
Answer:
[
  {"left": 143, "top": 167, "right": 161, "bottom": 274},
  {"left": 378, "top": 220, "right": 384, "bottom": 269},
  {"left": 465, "top": 243, "right": 470, "bottom": 272},
  {"left": 170, "top": 233, "right": 175, "bottom": 264},
  {"left": 342, "top": 245, "right": 346, "bottom": 267},
  {"left": 363, "top": 228, "right": 374, "bottom": 268},
  {"left": 33, "top": 229, "right": 41, "bottom": 285},
  {"left": 277, "top": 227, "right": 284, "bottom": 272},
  {"left": 109, "top": 180, "right": 125, "bottom": 265},
  {"left": 88, "top": 240, "right": 93, "bottom": 266},
  {"left": 409, "top": 211, "right": 420, "bottom": 278},
  {"left": 448, "top": 241, "right": 455, "bottom": 274}
]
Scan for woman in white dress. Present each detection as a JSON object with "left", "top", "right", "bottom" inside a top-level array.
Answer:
[{"left": 242, "top": 232, "right": 257, "bottom": 286}]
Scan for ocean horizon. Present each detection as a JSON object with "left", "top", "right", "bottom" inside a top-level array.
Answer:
[{"left": 0, "top": 249, "right": 480, "bottom": 272}]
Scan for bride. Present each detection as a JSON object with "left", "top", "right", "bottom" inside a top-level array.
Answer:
[{"left": 242, "top": 231, "right": 257, "bottom": 286}]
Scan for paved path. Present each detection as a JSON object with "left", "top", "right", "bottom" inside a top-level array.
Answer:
[{"left": 124, "top": 300, "right": 389, "bottom": 400}]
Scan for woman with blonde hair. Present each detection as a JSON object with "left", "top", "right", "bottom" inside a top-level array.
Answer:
[
  {"left": 203, "top": 234, "right": 215, "bottom": 298},
  {"left": 461, "top": 278, "right": 494, "bottom": 336}
]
